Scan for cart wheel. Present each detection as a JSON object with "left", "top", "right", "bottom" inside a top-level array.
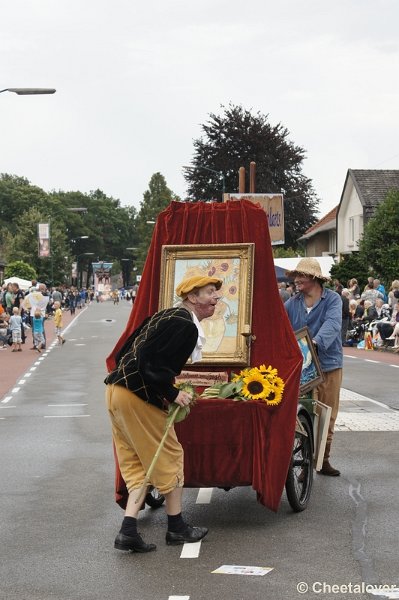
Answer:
[
  {"left": 285, "top": 414, "right": 313, "bottom": 512},
  {"left": 145, "top": 486, "right": 165, "bottom": 509}
]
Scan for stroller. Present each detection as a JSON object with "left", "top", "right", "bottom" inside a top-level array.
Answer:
[{"left": 345, "top": 319, "right": 368, "bottom": 346}]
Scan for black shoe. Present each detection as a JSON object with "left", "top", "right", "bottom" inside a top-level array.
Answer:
[
  {"left": 166, "top": 525, "right": 208, "bottom": 545},
  {"left": 319, "top": 461, "right": 340, "bottom": 476},
  {"left": 114, "top": 532, "right": 156, "bottom": 553}
]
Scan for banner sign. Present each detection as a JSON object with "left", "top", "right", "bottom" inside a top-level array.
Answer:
[
  {"left": 71, "top": 261, "right": 78, "bottom": 281},
  {"left": 92, "top": 261, "right": 113, "bottom": 295},
  {"left": 38, "top": 223, "right": 51, "bottom": 257},
  {"left": 224, "top": 194, "right": 285, "bottom": 245}
]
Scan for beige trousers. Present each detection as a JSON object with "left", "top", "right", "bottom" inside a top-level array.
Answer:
[
  {"left": 106, "top": 384, "right": 184, "bottom": 495},
  {"left": 317, "top": 368, "right": 343, "bottom": 453}
]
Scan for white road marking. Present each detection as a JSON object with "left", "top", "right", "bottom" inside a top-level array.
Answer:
[
  {"left": 0, "top": 406, "right": 16, "bottom": 409},
  {"left": 364, "top": 359, "right": 379, "bottom": 364},
  {"left": 1, "top": 397, "right": 12, "bottom": 404},
  {"left": 30, "top": 366, "right": 37, "bottom": 371},
  {"left": 18, "top": 380, "right": 26, "bottom": 385},
  {"left": 47, "top": 404, "right": 88, "bottom": 407},
  {"left": 168, "top": 596, "right": 190, "bottom": 600},
  {"left": 44, "top": 415, "right": 90, "bottom": 418},
  {"left": 196, "top": 488, "right": 213, "bottom": 504},
  {"left": 180, "top": 541, "right": 202, "bottom": 558},
  {"left": 75, "top": 343, "right": 86, "bottom": 346},
  {"left": 23, "top": 373, "right": 32, "bottom": 378},
  {"left": 11, "top": 388, "right": 20, "bottom": 394}
]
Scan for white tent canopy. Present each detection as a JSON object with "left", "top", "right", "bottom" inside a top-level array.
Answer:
[
  {"left": 274, "top": 256, "right": 336, "bottom": 279},
  {"left": 4, "top": 276, "right": 33, "bottom": 290}
]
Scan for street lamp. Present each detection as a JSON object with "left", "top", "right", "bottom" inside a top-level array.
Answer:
[
  {"left": 122, "top": 248, "right": 138, "bottom": 287},
  {"left": 0, "top": 88, "right": 56, "bottom": 95},
  {"left": 183, "top": 164, "right": 226, "bottom": 200}
]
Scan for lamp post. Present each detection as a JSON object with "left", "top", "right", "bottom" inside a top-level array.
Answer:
[
  {"left": 123, "top": 248, "right": 138, "bottom": 287},
  {"left": 0, "top": 88, "right": 56, "bottom": 95},
  {"left": 183, "top": 165, "right": 226, "bottom": 201}
]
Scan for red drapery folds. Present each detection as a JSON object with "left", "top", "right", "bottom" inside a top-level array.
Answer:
[{"left": 106, "top": 200, "right": 302, "bottom": 511}]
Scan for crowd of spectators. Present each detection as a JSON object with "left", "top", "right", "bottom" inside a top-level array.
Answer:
[
  {"left": 0, "top": 281, "right": 94, "bottom": 351},
  {"left": 279, "top": 277, "right": 399, "bottom": 350}
]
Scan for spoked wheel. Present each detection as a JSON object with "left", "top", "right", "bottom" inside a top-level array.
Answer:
[
  {"left": 145, "top": 486, "right": 165, "bottom": 509},
  {"left": 285, "top": 413, "right": 313, "bottom": 512}
]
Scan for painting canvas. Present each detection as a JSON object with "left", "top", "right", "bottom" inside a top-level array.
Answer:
[
  {"left": 295, "top": 327, "right": 324, "bottom": 394},
  {"left": 159, "top": 243, "right": 255, "bottom": 365}
]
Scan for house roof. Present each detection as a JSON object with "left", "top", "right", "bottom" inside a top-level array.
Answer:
[
  {"left": 349, "top": 169, "right": 399, "bottom": 218},
  {"left": 298, "top": 206, "right": 337, "bottom": 241}
]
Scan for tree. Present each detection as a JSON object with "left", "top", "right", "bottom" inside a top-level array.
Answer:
[
  {"left": 273, "top": 247, "right": 301, "bottom": 258},
  {"left": 358, "top": 190, "right": 399, "bottom": 286},
  {"left": 4, "top": 260, "right": 37, "bottom": 281},
  {"left": 184, "top": 104, "right": 319, "bottom": 247},
  {"left": 135, "top": 173, "right": 179, "bottom": 274},
  {"left": 0, "top": 174, "right": 139, "bottom": 286},
  {"left": 330, "top": 252, "right": 370, "bottom": 290}
]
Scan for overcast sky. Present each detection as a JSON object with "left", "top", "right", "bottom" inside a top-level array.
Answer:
[{"left": 2, "top": 0, "right": 399, "bottom": 218}]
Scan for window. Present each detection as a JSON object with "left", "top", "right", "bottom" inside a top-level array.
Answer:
[{"left": 349, "top": 217, "right": 355, "bottom": 244}]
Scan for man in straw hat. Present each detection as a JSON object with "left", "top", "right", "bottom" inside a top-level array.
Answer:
[
  {"left": 284, "top": 258, "right": 343, "bottom": 476},
  {"left": 105, "top": 275, "right": 222, "bottom": 552}
]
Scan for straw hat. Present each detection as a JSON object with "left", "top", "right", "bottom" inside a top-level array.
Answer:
[
  {"left": 286, "top": 257, "right": 330, "bottom": 282},
  {"left": 176, "top": 275, "right": 222, "bottom": 297}
]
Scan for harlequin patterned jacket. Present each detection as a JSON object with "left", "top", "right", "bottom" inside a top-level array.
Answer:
[{"left": 104, "top": 307, "right": 198, "bottom": 410}]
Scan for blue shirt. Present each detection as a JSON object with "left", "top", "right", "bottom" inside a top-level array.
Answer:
[
  {"left": 285, "top": 287, "right": 343, "bottom": 372},
  {"left": 32, "top": 316, "right": 45, "bottom": 334}
]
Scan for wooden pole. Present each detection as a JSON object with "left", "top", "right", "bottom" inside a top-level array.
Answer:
[
  {"left": 238, "top": 166, "right": 246, "bottom": 193},
  {"left": 249, "top": 161, "right": 256, "bottom": 193}
]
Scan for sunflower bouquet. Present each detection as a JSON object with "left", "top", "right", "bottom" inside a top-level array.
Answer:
[{"left": 201, "top": 364, "right": 285, "bottom": 406}]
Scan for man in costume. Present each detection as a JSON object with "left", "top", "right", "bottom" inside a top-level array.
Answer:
[
  {"left": 284, "top": 258, "right": 343, "bottom": 476},
  {"left": 105, "top": 275, "right": 222, "bottom": 552}
]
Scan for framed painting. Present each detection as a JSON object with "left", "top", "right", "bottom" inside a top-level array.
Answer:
[
  {"left": 159, "top": 243, "right": 255, "bottom": 366},
  {"left": 295, "top": 327, "right": 324, "bottom": 394}
]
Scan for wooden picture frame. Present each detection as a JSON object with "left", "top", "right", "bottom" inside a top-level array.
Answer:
[
  {"left": 295, "top": 327, "right": 324, "bottom": 394},
  {"left": 159, "top": 243, "right": 255, "bottom": 366}
]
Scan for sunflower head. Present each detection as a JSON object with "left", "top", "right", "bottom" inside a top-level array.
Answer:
[
  {"left": 258, "top": 364, "right": 278, "bottom": 379},
  {"left": 242, "top": 372, "right": 272, "bottom": 400},
  {"left": 264, "top": 376, "right": 285, "bottom": 406}
]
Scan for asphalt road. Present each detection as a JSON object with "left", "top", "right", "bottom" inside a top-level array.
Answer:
[{"left": 1, "top": 302, "right": 398, "bottom": 600}]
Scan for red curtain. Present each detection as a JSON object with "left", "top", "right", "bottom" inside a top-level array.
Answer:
[{"left": 107, "top": 200, "right": 302, "bottom": 511}]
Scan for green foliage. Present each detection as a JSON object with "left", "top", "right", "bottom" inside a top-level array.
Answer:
[
  {"left": 184, "top": 104, "right": 318, "bottom": 247},
  {"left": 0, "top": 174, "right": 141, "bottom": 286},
  {"left": 4, "top": 260, "right": 37, "bottom": 280},
  {"left": 5, "top": 206, "right": 70, "bottom": 285},
  {"left": 358, "top": 190, "right": 399, "bottom": 286},
  {"left": 330, "top": 253, "right": 370, "bottom": 289},
  {"left": 273, "top": 247, "right": 300, "bottom": 258},
  {"left": 135, "top": 173, "right": 178, "bottom": 273}
]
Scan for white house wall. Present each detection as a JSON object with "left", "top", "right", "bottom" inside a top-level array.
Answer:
[{"left": 337, "top": 179, "right": 364, "bottom": 254}]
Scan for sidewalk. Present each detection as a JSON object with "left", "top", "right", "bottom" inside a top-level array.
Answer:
[{"left": 0, "top": 307, "right": 84, "bottom": 400}]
